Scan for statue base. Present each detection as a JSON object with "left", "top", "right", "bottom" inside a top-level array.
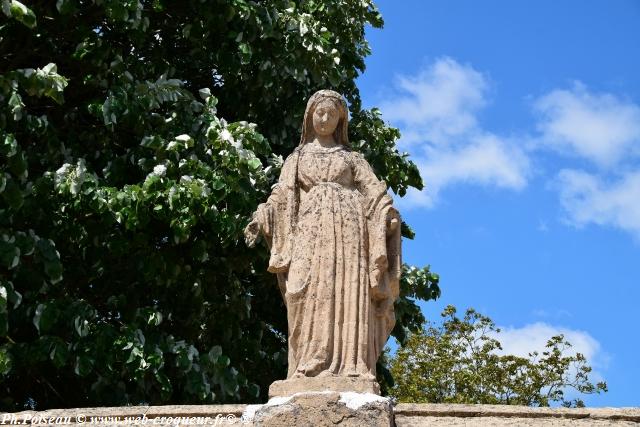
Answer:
[
  {"left": 268, "top": 376, "right": 380, "bottom": 398},
  {"left": 250, "top": 392, "right": 392, "bottom": 426}
]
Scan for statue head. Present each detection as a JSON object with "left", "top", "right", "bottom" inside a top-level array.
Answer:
[{"left": 300, "top": 89, "right": 349, "bottom": 146}]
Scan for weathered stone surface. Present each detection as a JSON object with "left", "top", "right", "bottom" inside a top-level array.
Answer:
[
  {"left": 250, "top": 392, "right": 393, "bottom": 427},
  {"left": 269, "top": 375, "right": 380, "bottom": 398},
  {"left": 394, "top": 403, "right": 640, "bottom": 426},
  {"left": 244, "top": 89, "right": 401, "bottom": 394},
  {"left": 2, "top": 403, "right": 639, "bottom": 426}
]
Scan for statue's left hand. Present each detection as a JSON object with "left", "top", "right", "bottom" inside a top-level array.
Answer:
[{"left": 386, "top": 209, "right": 399, "bottom": 236}]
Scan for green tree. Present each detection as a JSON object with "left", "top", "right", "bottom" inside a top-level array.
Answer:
[
  {"left": 0, "top": 0, "right": 439, "bottom": 410},
  {"left": 390, "top": 306, "right": 607, "bottom": 407}
]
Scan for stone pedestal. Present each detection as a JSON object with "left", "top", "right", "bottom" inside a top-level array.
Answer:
[
  {"left": 248, "top": 392, "right": 392, "bottom": 427},
  {"left": 268, "top": 376, "right": 380, "bottom": 398}
]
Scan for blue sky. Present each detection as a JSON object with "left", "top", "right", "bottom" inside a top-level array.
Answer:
[{"left": 357, "top": 0, "right": 640, "bottom": 407}]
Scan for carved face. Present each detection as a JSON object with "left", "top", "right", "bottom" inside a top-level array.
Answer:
[{"left": 312, "top": 99, "right": 341, "bottom": 137}]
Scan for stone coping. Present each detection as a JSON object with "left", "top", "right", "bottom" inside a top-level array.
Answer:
[
  {"left": 395, "top": 403, "right": 640, "bottom": 422},
  {"left": 2, "top": 402, "right": 639, "bottom": 424}
]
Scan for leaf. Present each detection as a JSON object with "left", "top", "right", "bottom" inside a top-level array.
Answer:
[
  {"left": 44, "top": 259, "right": 63, "bottom": 284},
  {"left": 42, "top": 63, "right": 57, "bottom": 74},
  {"left": 36, "top": 238, "right": 59, "bottom": 261},
  {"left": 208, "top": 345, "right": 222, "bottom": 364},
  {"left": 0, "top": 241, "right": 20, "bottom": 269},
  {"left": 14, "top": 231, "right": 35, "bottom": 256},
  {"left": 198, "top": 88, "right": 211, "bottom": 100},
  {"left": 140, "top": 135, "right": 164, "bottom": 150},
  {"left": 74, "top": 316, "right": 89, "bottom": 337},
  {"left": 9, "top": 0, "right": 36, "bottom": 28},
  {"left": 211, "top": 178, "right": 225, "bottom": 191},
  {"left": 49, "top": 339, "right": 69, "bottom": 368},
  {"left": 238, "top": 43, "right": 252, "bottom": 64},
  {"left": 8, "top": 151, "right": 27, "bottom": 178},
  {"left": 0, "top": 285, "right": 7, "bottom": 336},
  {"left": 36, "top": 239, "right": 63, "bottom": 283},
  {"left": 74, "top": 355, "right": 93, "bottom": 377},
  {"left": 248, "top": 383, "right": 260, "bottom": 398},
  {"left": 7, "top": 285, "right": 21, "bottom": 309},
  {"left": 218, "top": 355, "right": 230, "bottom": 368},
  {"left": 0, "top": 345, "right": 12, "bottom": 375},
  {"left": 1, "top": 179, "right": 23, "bottom": 209},
  {"left": 32, "top": 303, "right": 44, "bottom": 333},
  {"left": 155, "top": 371, "right": 172, "bottom": 398},
  {"left": 34, "top": 303, "right": 58, "bottom": 333},
  {"left": 247, "top": 158, "right": 261, "bottom": 170},
  {"left": 147, "top": 311, "right": 163, "bottom": 326},
  {"left": 8, "top": 92, "right": 24, "bottom": 121},
  {"left": 126, "top": 346, "right": 143, "bottom": 364},
  {"left": 1, "top": 0, "right": 10, "bottom": 16},
  {"left": 1, "top": 134, "right": 18, "bottom": 157},
  {"left": 56, "top": 0, "right": 77, "bottom": 14}
]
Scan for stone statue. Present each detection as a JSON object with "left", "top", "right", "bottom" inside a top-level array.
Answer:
[{"left": 244, "top": 89, "right": 401, "bottom": 396}]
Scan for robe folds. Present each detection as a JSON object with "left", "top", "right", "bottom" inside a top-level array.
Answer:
[{"left": 252, "top": 144, "right": 401, "bottom": 379}]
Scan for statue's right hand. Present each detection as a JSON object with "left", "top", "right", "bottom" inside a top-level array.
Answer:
[{"left": 244, "top": 216, "right": 261, "bottom": 247}]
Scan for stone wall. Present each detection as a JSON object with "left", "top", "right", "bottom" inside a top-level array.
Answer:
[
  {"left": 2, "top": 401, "right": 639, "bottom": 426},
  {"left": 394, "top": 403, "right": 640, "bottom": 426}
]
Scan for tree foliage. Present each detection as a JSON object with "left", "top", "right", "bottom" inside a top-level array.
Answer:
[
  {"left": 0, "top": 0, "right": 438, "bottom": 410},
  {"left": 390, "top": 306, "right": 607, "bottom": 407}
]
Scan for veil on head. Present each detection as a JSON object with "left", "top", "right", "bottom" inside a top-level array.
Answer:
[{"left": 299, "top": 89, "right": 349, "bottom": 146}]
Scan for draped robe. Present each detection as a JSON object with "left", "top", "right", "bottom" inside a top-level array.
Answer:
[{"left": 251, "top": 144, "right": 401, "bottom": 379}]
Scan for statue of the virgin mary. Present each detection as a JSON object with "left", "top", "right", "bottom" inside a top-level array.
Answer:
[{"left": 244, "top": 89, "right": 401, "bottom": 396}]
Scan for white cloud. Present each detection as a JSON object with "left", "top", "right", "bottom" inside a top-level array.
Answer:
[
  {"left": 493, "top": 322, "right": 607, "bottom": 387},
  {"left": 531, "top": 83, "right": 640, "bottom": 240},
  {"left": 496, "top": 322, "right": 601, "bottom": 361},
  {"left": 381, "top": 59, "right": 640, "bottom": 242},
  {"left": 413, "top": 134, "right": 529, "bottom": 207},
  {"left": 557, "top": 169, "right": 640, "bottom": 240},
  {"left": 456, "top": 320, "right": 609, "bottom": 402},
  {"left": 534, "top": 82, "right": 640, "bottom": 168},
  {"left": 382, "top": 57, "right": 487, "bottom": 143},
  {"left": 381, "top": 57, "right": 530, "bottom": 208}
]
